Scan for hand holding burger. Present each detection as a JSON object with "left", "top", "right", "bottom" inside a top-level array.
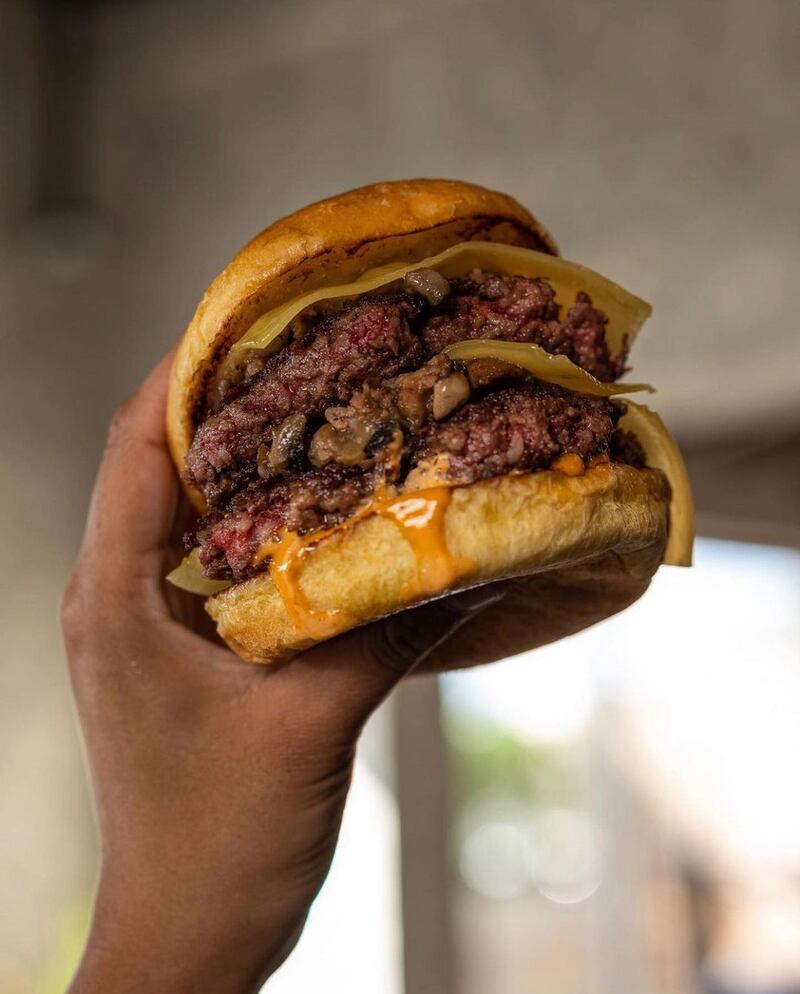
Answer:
[
  {"left": 62, "top": 353, "right": 508, "bottom": 993},
  {"left": 62, "top": 180, "right": 692, "bottom": 992},
  {"left": 168, "top": 179, "right": 693, "bottom": 664}
]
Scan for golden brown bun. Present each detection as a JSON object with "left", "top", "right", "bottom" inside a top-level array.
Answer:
[
  {"left": 166, "top": 179, "right": 556, "bottom": 507},
  {"left": 167, "top": 179, "right": 667, "bottom": 667},
  {"left": 207, "top": 464, "right": 669, "bottom": 665}
]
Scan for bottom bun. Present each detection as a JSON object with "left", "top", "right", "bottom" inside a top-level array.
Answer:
[{"left": 206, "top": 463, "right": 670, "bottom": 666}]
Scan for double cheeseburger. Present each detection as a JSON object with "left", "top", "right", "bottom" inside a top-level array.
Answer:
[{"left": 167, "top": 179, "right": 693, "bottom": 665}]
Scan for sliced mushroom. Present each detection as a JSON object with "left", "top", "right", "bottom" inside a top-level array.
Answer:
[
  {"left": 324, "top": 406, "right": 373, "bottom": 446},
  {"left": 395, "top": 383, "right": 429, "bottom": 426},
  {"left": 388, "top": 354, "right": 452, "bottom": 425},
  {"left": 323, "top": 406, "right": 352, "bottom": 432},
  {"left": 259, "top": 412, "right": 307, "bottom": 478},
  {"left": 432, "top": 372, "right": 470, "bottom": 421},
  {"left": 465, "top": 357, "right": 524, "bottom": 391},
  {"left": 365, "top": 422, "right": 403, "bottom": 458},
  {"left": 309, "top": 424, "right": 368, "bottom": 468},
  {"left": 403, "top": 268, "right": 451, "bottom": 305}
]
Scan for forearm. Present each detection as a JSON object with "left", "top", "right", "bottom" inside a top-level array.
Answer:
[
  {"left": 63, "top": 344, "right": 499, "bottom": 994},
  {"left": 68, "top": 882, "right": 293, "bottom": 994},
  {"left": 70, "top": 942, "right": 262, "bottom": 994},
  {"left": 69, "top": 925, "right": 279, "bottom": 994}
]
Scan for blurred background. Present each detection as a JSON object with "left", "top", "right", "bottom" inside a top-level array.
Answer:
[{"left": 2, "top": 0, "right": 799, "bottom": 992}]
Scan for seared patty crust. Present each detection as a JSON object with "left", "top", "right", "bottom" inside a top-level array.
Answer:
[
  {"left": 186, "top": 272, "right": 624, "bottom": 507},
  {"left": 422, "top": 274, "right": 624, "bottom": 381},
  {"left": 186, "top": 296, "right": 423, "bottom": 506},
  {"left": 412, "top": 383, "right": 618, "bottom": 483},
  {"left": 185, "top": 270, "right": 640, "bottom": 581},
  {"left": 196, "top": 384, "right": 627, "bottom": 582},
  {"left": 196, "top": 466, "right": 374, "bottom": 581}
]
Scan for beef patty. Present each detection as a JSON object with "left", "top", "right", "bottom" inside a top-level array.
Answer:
[
  {"left": 196, "top": 384, "right": 631, "bottom": 582},
  {"left": 185, "top": 295, "right": 424, "bottom": 506},
  {"left": 186, "top": 272, "right": 624, "bottom": 507},
  {"left": 185, "top": 270, "right": 641, "bottom": 581}
]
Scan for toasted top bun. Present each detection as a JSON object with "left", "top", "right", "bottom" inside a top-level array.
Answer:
[{"left": 166, "top": 179, "right": 671, "bottom": 667}]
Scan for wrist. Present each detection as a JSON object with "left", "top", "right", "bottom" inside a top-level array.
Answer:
[
  {"left": 69, "top": 930, "right": 269, "bottom": 994},
  {"left": 68, "top": 878, "right": 293, "bottom": 994}
]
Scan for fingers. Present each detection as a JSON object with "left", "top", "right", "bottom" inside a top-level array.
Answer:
[
  {"left": 278, "top": 583, "right": 508, "bottom": 740},
  {"left": 81, "top": 351, "right": 178, "bottom": 592},
  {"left": 368, "top": 583, "right": 509, "bottom": 674}
]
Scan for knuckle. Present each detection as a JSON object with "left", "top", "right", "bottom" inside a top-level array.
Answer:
[
  {"left": 367, "top": 619, "right": 418, "bottom": 674},
  {"left": 367, "top": 587, "right": 507, "bottom": 674},
  {"left": 60, "top": 566, "right": 89, "bottom": 650},
  {"left": 370, "top": 606, "right": 454, "bottom": 672},
  {"left": 106, "top": 394, "right": 138, "bottom": 447}
]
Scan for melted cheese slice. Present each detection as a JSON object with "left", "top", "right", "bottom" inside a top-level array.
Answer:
[
  {"left": 166, "top": 548, "right": 232, "bottom": 596},
  {"left": 444, "top": 339, "right": 653, "bottom": 396},
  {"left": 219, "top": 240, "right": 651, "bottom": 382},
  {"left": 621, "top": 401, "right": 694, "bottom": 566}
]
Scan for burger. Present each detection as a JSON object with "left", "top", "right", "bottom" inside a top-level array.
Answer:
[{"left": 166, "top": 179, "right": 693, "bottom": 666}]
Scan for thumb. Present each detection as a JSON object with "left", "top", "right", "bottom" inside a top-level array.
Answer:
[
  {"left": 368, "top": 582, "right": 509, "bottom": 675},
  {"left": 285, "top": 583, "right": 508, "bottom": 740}
]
